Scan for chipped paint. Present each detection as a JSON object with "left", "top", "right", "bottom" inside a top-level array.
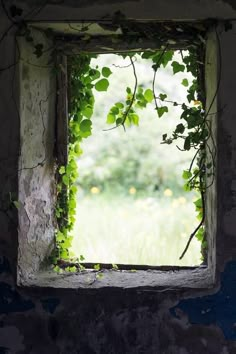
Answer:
[{"left": 171, "top": 262, "right": 236, "bottom": 340}]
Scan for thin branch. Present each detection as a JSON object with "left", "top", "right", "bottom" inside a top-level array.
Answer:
[
  {"left": 179, "top": 155, "right": 205, "bottom": 260},
  {"left": 179, "top": 177, "right": 205, "bottom": 260},
  {"left": 155, "top": 96, "right": 183, "bottom": 107},
  {"left": 112, "top": 58, "right": 137, "bottom": 69},
  {"left": 121, "top": 56, "right": 137, "bottom": 126},
  {"left": 103, "top": 56, "right": 138, "bottom": 131},
  {"left": 188, "top": 148, "right": 200, "bottom": 173},
  {"left": 152, "top": 45, "right": 169, "bottom": 112},
  {"left": 176, "top": 145, "right": 185, "bottom": 151}
]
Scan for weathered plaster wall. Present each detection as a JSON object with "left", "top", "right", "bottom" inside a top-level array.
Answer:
[
  {"left": 18, "top": 30, "right": 56, "bottom": 282},
  {"left": 1, "top": 0, "right": 236, "bottom": 353}
]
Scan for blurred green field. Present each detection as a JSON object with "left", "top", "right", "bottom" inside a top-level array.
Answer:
[
  {"left": 70, "top": 192, "right": 201, "bottom": 266},
  {"left": 69, "top": 53, "right": 202, "bottom": 266}
]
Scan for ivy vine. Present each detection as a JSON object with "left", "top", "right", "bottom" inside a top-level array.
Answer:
[{"left": 53, "top": 39, "right": 212, "bottom": 272}]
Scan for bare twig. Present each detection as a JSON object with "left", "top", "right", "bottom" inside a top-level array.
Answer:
[
  {"left": 112, "top": 57, "right": 137, "bottom": 69},
  {"left": 152, "top": 45, "right": 169, "bottom": 112},
  {"left": 179, "top": 177, "right": 205, "bottom": 260},
  {"left": 179, "top": 157, "right": 205, "bottom": 260}
]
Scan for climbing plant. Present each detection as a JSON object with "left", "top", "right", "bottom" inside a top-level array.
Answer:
[{"left": 54, "top": 40, "right": 212, "bottom": 271}]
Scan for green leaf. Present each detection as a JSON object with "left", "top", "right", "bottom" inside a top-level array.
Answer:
[
  {"left": 74, "top": 144, "right": 83, "bottom": 156},
  {"left": 95, "top": 78, "right": 109, "bottom": 91},
  {"left": 161, "top": 50, "right": 174, "bottom": 67},
  {"left": 80, "top": 119, "right": 92, "bottom": 132},
  {"left": 141, "top": 51, "right": 155, "bottom": 59},
  {"left": 152, "top": 50, "right": 174, "bottom": 69},
  {"left": 62, "top": 175, "right": 69, "bottom": 185},
  {"left": 69, "top": 199, "right": 76, "bottom": 209},
  {"left": 196, "top": 227, "right": 204, "bottom": 241},
  {"left": 162, "top": 133, "right": 167, "bottom": 141},
  {"left": 112, "top": 263, "right": 119, "bottom": 270},
  {"left": 94, "top": 264, "right": 100, "bottom": 270},
  {"left": 69, "top": 266, "right": 77, "bottom": 272},
  {"left": 82, "top": 106, "right": 93, "bottom": 119},
  {"left": 136, "top": 100, "right": 146, "bottom": 108},
  {"left": 182, "top": 78, "right": 189, "bottom": 87},
  {"left": 183, "top": 183, "right": 191, "bottom": 192},
  {"left": 175, "top": 123, "right": 185, "bottom": 134},
  {"left": 194, "top": 198, "right": 202, "bottom": 208},
  {"left": 79, "top": 119, "right": 92, "bottom": 137},
  {"left": 89, "top": 69, "right": 100, "bottom": 80},
  {"left": 144, "top": 89, "right": 154, "bottom": 103},
  {"left": 60, "top": 250, "right": 69, "bottom": 259},
  {"left": 59, "top": 166, "right": 65, "bottom": 175},
  {"left": 184, "top": 136, "right": 191, "bottom": 150},
  {"left": 56, "top": 231, "right": 65, "bottom": 242},
  {"left": 115, "top": 102, "right": 124, "bottom": 109},
  {"left": 171, "top": 61, "right": 185, "bottom": 74},
  {"left": 159, "top": 93, "right": 167, "bottom": 101},
  {"left": 102, "top": 67, "right": 112, "bottom": 78},
  {"left": 130, "top": 113, "right": 139, "bottom": 125},
  {"left": 63, "top": 237, "right": 72, "bottom": 248},
  {"left": 157, "top": 106, "right": 168, "bottom": 118},
  {"left": 106, "top": 113, "right": 116, "bottom": 124},
  {"left": 13, "top": 200, "right": 20, "bottom": 209},
  {"left": 111, "top": 106, "right": 119, "bottom": 115},
  {"left": 182, "top": 170, "right": 192, "bottom": 179},
  {"left": 116, "top": 118, "right": 123, "bottom": 126}
]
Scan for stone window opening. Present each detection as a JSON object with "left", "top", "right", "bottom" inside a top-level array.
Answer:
[
  {"left": 17, "top": 21, "right": 218, "bottom": 289},
  {"left": 56, "top": 51, "right": 202, "bottom": 270}
]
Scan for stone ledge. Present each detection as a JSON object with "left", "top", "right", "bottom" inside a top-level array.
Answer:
[{"left": 19, "top": 266, "right": 213, "bottom": 290}]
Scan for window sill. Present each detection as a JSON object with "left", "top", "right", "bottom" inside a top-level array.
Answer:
[{"left": 19, "top": 265, "right": 213, "bottom": 290}]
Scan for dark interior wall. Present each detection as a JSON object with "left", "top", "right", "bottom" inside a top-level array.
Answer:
[{"left": 1, "top": 1, "right": 236, "bottom": 353}]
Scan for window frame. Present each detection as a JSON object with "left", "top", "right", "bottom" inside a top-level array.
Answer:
[{"left": 17, "top": 22, "right": 218, "bottom": 289}]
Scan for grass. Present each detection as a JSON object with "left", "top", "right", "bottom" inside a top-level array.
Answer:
[{"left": 70, "top": 191, "right": 202, "bottom": 266}]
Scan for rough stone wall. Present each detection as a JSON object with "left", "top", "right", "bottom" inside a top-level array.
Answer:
[{"left": 1, "top": 1, "right": 236, "bottom": 353}]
